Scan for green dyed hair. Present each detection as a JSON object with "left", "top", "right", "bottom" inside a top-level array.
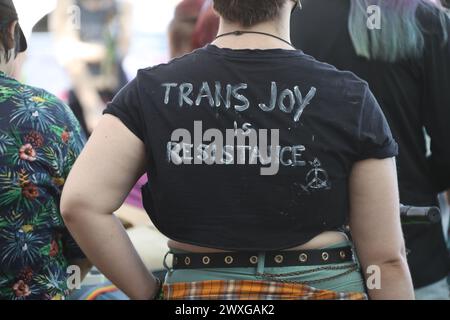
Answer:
[{"left": 349, "top": 0, "right": 449, "bottom": 62}]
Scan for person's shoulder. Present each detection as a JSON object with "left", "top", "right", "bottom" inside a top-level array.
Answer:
[
  {"left": 0, "top": 74, "right": 24, "bottom": 98},
  {"left": 20, "top": 83, "right": 72, "bottom": 112},
  {"left": 9, "top": 82, "right": 82, "bottom": 130},
  {"left": 136, "top": 48, "right": 206, "bottom": 78},
  {"left": 0, "top": 80, "right": 85, "bottom": 149},
  {"left": 0, "top": 78, "right": 69, "bottom": 111},
  {"left": 296, "top": 52, "right": 369, "bottom": 101}
]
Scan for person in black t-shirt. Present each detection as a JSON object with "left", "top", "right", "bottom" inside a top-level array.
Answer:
[
  {"left": 291, "top": 0, "right": 450, "bottom": 299},
  {"left": 61, "top": 0, "right": 414, "bottom": 300}
]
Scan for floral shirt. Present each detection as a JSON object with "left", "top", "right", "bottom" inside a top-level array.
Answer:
[{"left": 0, "top": 72, "right": 87, "bottom": 300}]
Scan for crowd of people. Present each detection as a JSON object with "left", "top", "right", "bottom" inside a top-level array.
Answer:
[{"left": 0, "top": 0, "right": 449, "bottom": 300}]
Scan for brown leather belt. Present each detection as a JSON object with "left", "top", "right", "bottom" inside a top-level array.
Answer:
[{"left": 169, "top": 246, "right": 354, "bottom": 270}]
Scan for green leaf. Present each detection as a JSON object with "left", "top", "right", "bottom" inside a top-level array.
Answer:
[
  {"left": 40, "top": 244, "right": 51, "bottom": 256},
  {"left": 0, "top": 86, "right": 18, "bottom": 103},
  {"left": 49, "top": 125, "right": 64, "bottom": 137},
  {"left": 0, "top": 169, "right": 22, "bottom": 207}
]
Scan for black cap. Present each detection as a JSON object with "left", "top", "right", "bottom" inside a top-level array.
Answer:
[{"left": 0, "top": 0, "right": 27, "bottom": 53}]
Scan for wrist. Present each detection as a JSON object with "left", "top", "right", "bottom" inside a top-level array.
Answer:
[{"left": 149, "top": 277, "right": 163, "bottom": 300}]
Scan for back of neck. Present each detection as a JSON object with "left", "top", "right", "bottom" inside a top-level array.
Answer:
[{"left": 212, "top": 20, "right": 293, "bottom": 50}]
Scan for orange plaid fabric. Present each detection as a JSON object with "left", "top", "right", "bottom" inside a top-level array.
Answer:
[{"left": 163, "top": 280, "right": 368, "bottom": 300}]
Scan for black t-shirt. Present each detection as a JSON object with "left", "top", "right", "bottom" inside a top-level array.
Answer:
[
  {"left": 104, "top": 44, "right": 397, "bottom": 251},
  {"left": 291, "top": 0, "right": 450, "bottom": 288}
]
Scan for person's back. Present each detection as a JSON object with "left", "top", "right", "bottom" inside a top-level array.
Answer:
[
  {"left": 0, "top": 0, "right": 90, "bottom": 300},
  {"left": 0, "top": 74, "right": 87, "bottom": 300},
  {"left": 291, "top": 0, "right": 450, "bottom": 295},
  {"left": 107, "top": 45, "right": 397, "bottom": 251},
  {"left": 61, "top": 0, "right": 414, "bottom": 300}
]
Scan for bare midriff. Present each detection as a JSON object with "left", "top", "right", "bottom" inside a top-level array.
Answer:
[{"left": 168, "top": 231, "right": 349, "bottom": 253}]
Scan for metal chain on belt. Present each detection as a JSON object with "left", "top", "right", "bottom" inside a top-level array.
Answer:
[{"left": 256, "top": 263, "right": 360, "bottom": 285}]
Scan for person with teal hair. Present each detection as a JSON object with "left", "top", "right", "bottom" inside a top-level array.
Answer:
[{"left": 291, "top": 0, "right": 450, "bottom": 299}]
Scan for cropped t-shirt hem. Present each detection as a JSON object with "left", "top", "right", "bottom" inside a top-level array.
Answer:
[
  {"left": 143, "top": 210, "right": 344, "bottom": 252},
  {"left": 153, "top": 233, "right": 329, "bottom": 252},
  {"left": 357, "top": 140, "right": 399, "bottom": 161}
]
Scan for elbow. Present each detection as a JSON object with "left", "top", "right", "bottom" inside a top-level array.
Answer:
[
  {"left": 359, "top": 238, "right": 408, "bottom": 269},
  {"left": 60, "top": 189, "right": 116, "bottom": 224},
  {"left": 378, "top": 255, "right": 408, "bottom": 270},
  {"left": 374, "top": 244, "right": 408, "bottom": 269},
  {"left": 376, "top": 251, "right": 412, "bottom": 288},
  {"left": 60, "top": 201, "right": 77, "bottom": 226},
  {"left": 60, "top": 192, "right": 86, "bottom": 225}
]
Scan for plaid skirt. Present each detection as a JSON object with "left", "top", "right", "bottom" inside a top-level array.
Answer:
[{"left": 163, "top": 280, "right": 368, "bottom": 300}]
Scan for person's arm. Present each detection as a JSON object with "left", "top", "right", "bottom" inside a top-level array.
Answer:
[
  {"left": 60, "top": 115, "right": 159, "bottom": 300},
  {"left": 56, "top": 99, "right": 93, "bottom": 283},
  {"left": 349, "top": 158, "right": 414, "bottom": 300}
]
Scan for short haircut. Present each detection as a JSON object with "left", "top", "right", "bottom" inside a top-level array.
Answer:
[{"left": 213, "top": 0, "right": 287, "bottom": 28}]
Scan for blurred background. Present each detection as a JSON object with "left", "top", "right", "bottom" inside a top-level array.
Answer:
[
  {"left": 16, "top": 0, "right": 180, "bottom": 97},
  {"left": 8, "top": 0, "right": 216, "bottom": 298}
]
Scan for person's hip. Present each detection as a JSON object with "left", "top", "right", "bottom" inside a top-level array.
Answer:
[{"left": 162, "top": 240, "right": 367, "bottom": 300}]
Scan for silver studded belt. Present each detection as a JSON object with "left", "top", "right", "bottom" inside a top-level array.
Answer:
[{"left": 168, "top": 246, "right": 354, "bottom": 270}]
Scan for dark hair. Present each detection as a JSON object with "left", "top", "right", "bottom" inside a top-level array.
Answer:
[
  {"left": 0, "top": 20, "right": 19, "bottom": 63},
  {"left": 213, "top": 0, "right": 288, "bottom": 28}
]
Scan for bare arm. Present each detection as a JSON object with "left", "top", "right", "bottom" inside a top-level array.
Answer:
[
  {"left": 61, "top": 115, "right": 159, "bottom": 300},
  {"left": 349, "top": 158, "right": 414, "bottom": 300}
]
